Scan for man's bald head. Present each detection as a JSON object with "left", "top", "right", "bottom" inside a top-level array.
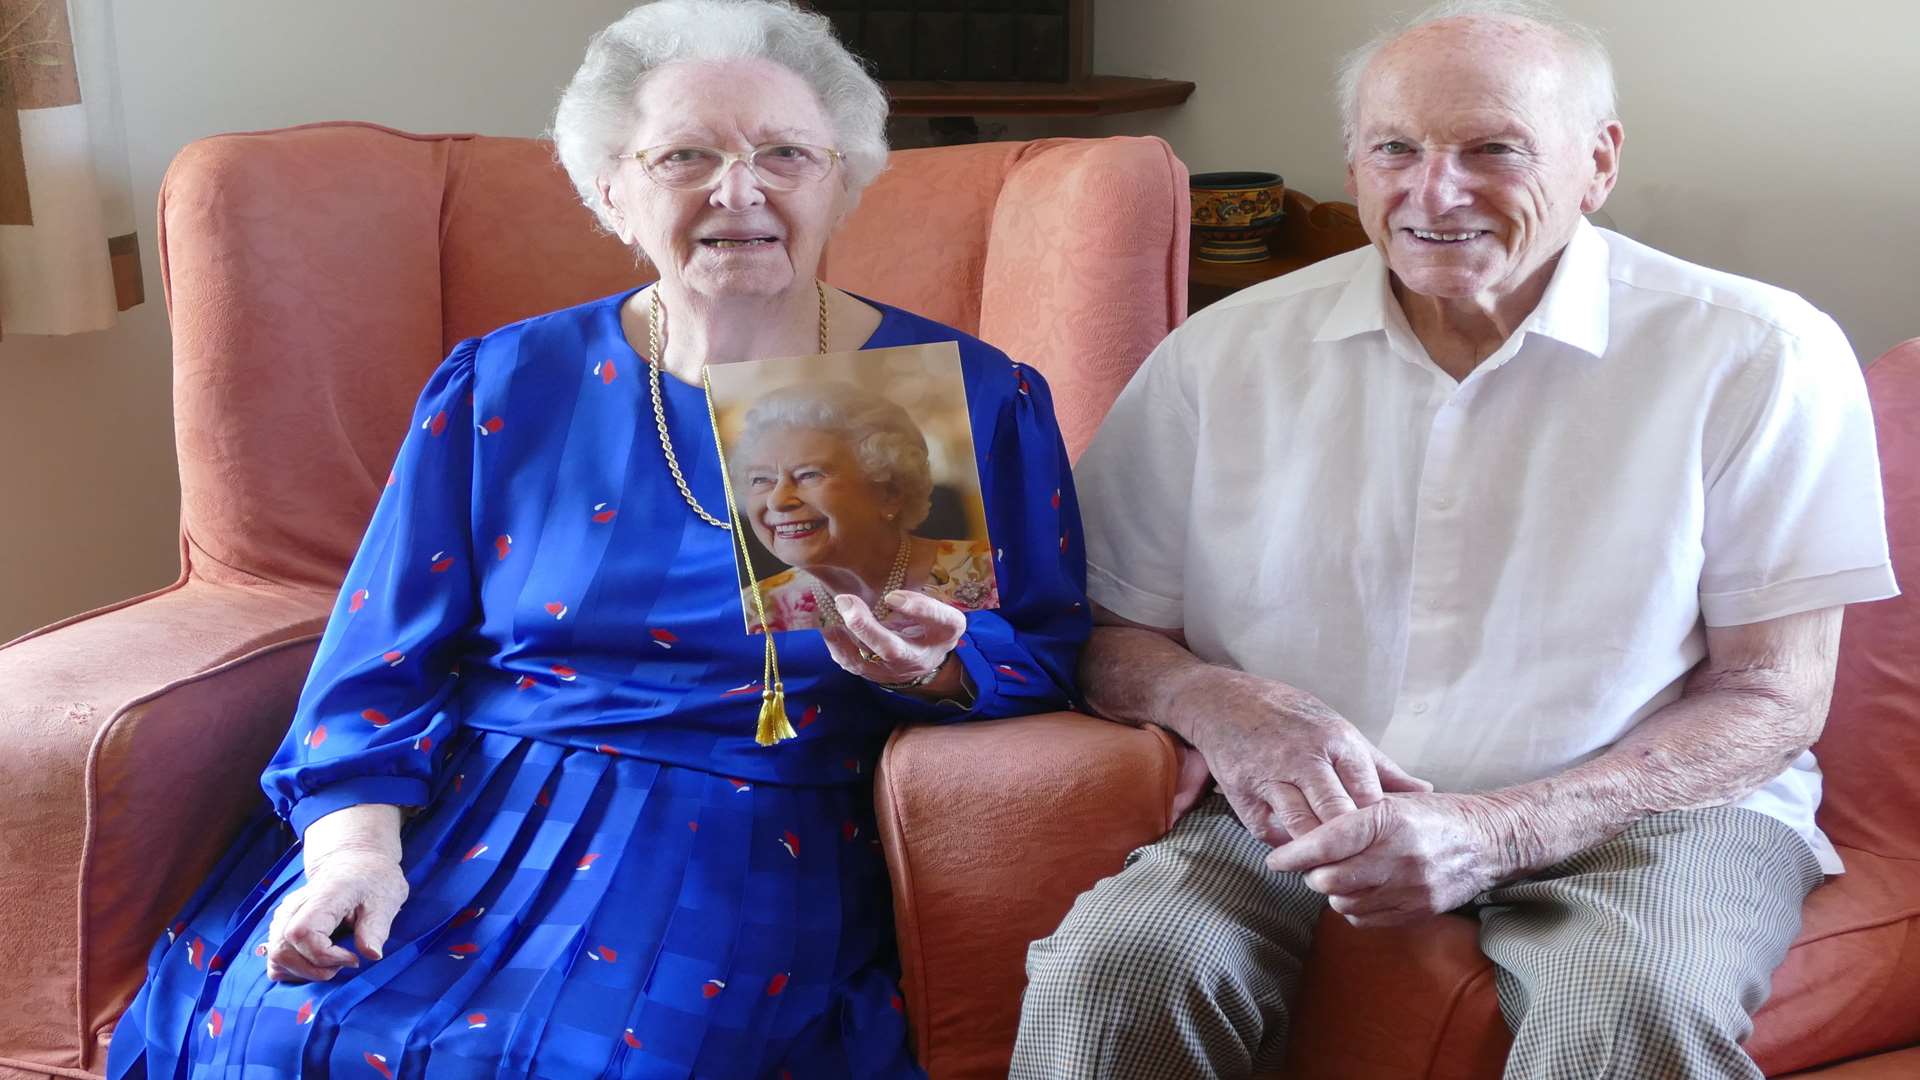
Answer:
[
  {"left": 1338, "top": 0, "right": 1625, "bottom": 322},
  {"left": 1336, "top": 1, "right": 1616, "bottom": 157}
]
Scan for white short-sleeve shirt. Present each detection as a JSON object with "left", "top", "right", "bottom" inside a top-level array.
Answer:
[{"left": 1077, "top": 220, "right": 1898, "bottom": 873}]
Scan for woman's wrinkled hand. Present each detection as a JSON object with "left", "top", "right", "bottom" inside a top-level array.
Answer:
[
  {"left": 264, "top": 848, "right": 409, "bottom": 983},
  {"left": 822, "top": 590, "right": 966, "bottom": 686}
]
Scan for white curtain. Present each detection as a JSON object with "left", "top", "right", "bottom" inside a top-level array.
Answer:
[{"left": 0, "top": 0, "right": 141, "bottom": 338}]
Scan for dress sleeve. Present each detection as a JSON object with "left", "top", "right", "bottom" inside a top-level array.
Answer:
[
  {"left": 1697, "top": 313, "right": 1898, "bottom": 627},
  {"left": 882, "top": 356, "right": 1091, "bottom": 722},
  {"left": 261, "top": 340, "right": 483, "bottom": 835}
]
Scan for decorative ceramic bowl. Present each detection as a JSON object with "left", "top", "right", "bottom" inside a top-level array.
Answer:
[{"left": 1190, "top": 171, "right": 1287, "bottom": 263}]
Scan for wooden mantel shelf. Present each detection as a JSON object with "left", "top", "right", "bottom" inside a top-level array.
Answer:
[{"left": 885, "top": 75, "right": 1195, "bottom": 117}]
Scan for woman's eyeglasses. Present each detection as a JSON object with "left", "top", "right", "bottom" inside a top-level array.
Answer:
[{"left": 613, "top": 143, "right": 844, "bottom": 191}]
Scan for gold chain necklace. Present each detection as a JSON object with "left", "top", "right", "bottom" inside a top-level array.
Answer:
[
  {"left": 810, "top": 531, "right": 911, "bottom": 625},
  {"left": 646, "top": 281, "right": 830, "bottom": 529}
]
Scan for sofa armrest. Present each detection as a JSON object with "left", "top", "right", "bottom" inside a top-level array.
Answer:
[
  {"left": 0, "top": 579, "right": 329, "bottom": 1076},
  {"left": 876, "top": 710, "right": 1180, "bottom": 1078}
]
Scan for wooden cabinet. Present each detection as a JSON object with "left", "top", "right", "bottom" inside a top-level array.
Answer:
[
  {"left": 1189, "top": 189, "right": 1371, "bottom": 313},
  {"left": 798, "top": 1, "right": 1193, "bottom": 118}
]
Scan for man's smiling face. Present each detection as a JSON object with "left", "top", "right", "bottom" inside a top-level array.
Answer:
[{"left": 1346, "top": 18, "right": 1620, "bottom": 309}]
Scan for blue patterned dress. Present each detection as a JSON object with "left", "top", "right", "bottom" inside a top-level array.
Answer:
[{"left": 107, "top": 289, "right": 1089, "bottom": 1079}]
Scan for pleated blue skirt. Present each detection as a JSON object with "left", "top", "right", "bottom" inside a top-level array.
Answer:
[{"left": 107, "top": 730, "right": 923, "bottom": 1079}]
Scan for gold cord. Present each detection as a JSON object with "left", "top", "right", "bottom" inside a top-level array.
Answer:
[
  {"left": 643, "top": 280, "right": 831, "bottom": 746},
  {"left": 646, "top": 282, "right": 829, "bottom": 530},
  {"left": 704, "top": 366, "right": 795, "bottom": 746}
]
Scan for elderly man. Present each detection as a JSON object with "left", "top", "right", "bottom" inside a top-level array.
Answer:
[{"left": 1012, "top": 3, "right": 1897, "bottom": 1079}]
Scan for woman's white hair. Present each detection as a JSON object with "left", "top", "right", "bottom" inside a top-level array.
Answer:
[
  {"left": 1334, "top": 0, "right": 1617, "bottom": 155},
  {"left": 734, "top": 382, "right": 935, "bottom": 531},
  {"left": 552, "top": 0, "right": 890, "bottom": 233}
]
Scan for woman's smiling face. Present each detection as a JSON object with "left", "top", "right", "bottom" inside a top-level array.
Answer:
[
  {"left": 742, "top": 427, "right": 899, "bottom": 570},
  {"left": 601, "top": 57, "right": 848, "bottom": 301}
]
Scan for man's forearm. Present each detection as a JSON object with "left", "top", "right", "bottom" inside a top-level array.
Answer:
[
  {"left": 1478, "top": 611, "right": 1841, "bottom": 879},
  {"left": 1079, "top": 624, "right": 1220, "bottom": 744}
]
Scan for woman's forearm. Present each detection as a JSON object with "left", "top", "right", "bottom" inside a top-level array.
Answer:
[{"left": 302, "top": 803, "right": 405, "bottom": 874}]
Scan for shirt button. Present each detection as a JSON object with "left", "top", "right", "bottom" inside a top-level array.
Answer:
[
  {"left": 1410, "top": 701, "right": 1429, "bottom": 715},
  {"left": 1433, "top": 495, "right": 1453, "bottom": 510}
]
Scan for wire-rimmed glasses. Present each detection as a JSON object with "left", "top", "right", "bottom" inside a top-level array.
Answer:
[{"left": 613, "top": 142, "right": 844, "bottom": 191}]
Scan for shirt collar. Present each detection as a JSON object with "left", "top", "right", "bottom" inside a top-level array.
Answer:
[
  {"left": 1312, "top": 217, "right": 1612, "bottom": 361},
  {"left": 1520, "top": 218, "right": 1611, "bottom": 359}
]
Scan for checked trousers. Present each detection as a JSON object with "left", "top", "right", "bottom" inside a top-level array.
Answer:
[{"left": 1011, "top": 792, "right": 1823, "bottom": 1079}]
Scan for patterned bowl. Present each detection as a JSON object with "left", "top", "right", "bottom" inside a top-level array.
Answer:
[{"left": 1190, "top": 171, "right": 1287, "bottom": 263}]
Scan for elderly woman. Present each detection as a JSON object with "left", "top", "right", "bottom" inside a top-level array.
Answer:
[
  {"left": 735, "top": 381, "right": 1000, "bottom": 635},
  {"left": 106, "top": 1, "right": 1086, "bottom": 1076}
]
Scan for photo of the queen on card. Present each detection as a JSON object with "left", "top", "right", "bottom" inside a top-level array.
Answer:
[{"left": 709, "top": 340, "right": 1001, "bottom": 635}]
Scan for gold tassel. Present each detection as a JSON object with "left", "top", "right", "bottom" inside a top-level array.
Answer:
[
  {"left": 706, "top": 366, "right": 797, "bottom": 746},
  {"left": 756, "top": 685, "right": 795, "bottom": 747}
]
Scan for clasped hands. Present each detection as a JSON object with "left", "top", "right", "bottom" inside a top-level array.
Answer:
[{"left": 1179, "top": 671, "right": 1522, "bottom": 927}]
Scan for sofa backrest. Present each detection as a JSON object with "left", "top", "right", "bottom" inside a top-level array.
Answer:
[
  {"left": 158, "top": 122, "right": 1188, "bottom": 592},
  {"left": 1816, "top": 337, "right": 1920, "bottom": 859}
]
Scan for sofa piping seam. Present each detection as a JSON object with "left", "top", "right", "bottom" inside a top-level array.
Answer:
[
  {"left": 75, "top": 631, "right": 326, "bottom": 1065},
  {"left": 877, "top": 725, "right": 936, "bottom": 1066}
]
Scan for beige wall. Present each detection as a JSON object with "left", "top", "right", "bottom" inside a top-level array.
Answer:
[
  {"left": 0, "top": 1, "right": 634, "bottom": 642},
  {"left": 5, "top": 1, "right": 1915, "bottom": 641},
  {"left": 1075, "top": 0, "right": 1920, "bottom": 363}
]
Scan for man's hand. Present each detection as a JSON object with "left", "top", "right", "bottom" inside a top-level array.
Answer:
[
  {"left": 1265, "top": 792, "right": 1520, "bottom": 927},
  {"left": 1175, "top": 669, "right": 1430, "bottom": 847}
]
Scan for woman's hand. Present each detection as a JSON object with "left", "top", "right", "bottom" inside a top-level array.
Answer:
[
  {"left": 822, "top": 590, "right": 966, "bottom": 689},
  {"left": 264, "top": 804, "right": 408, "bottom": 983}
]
